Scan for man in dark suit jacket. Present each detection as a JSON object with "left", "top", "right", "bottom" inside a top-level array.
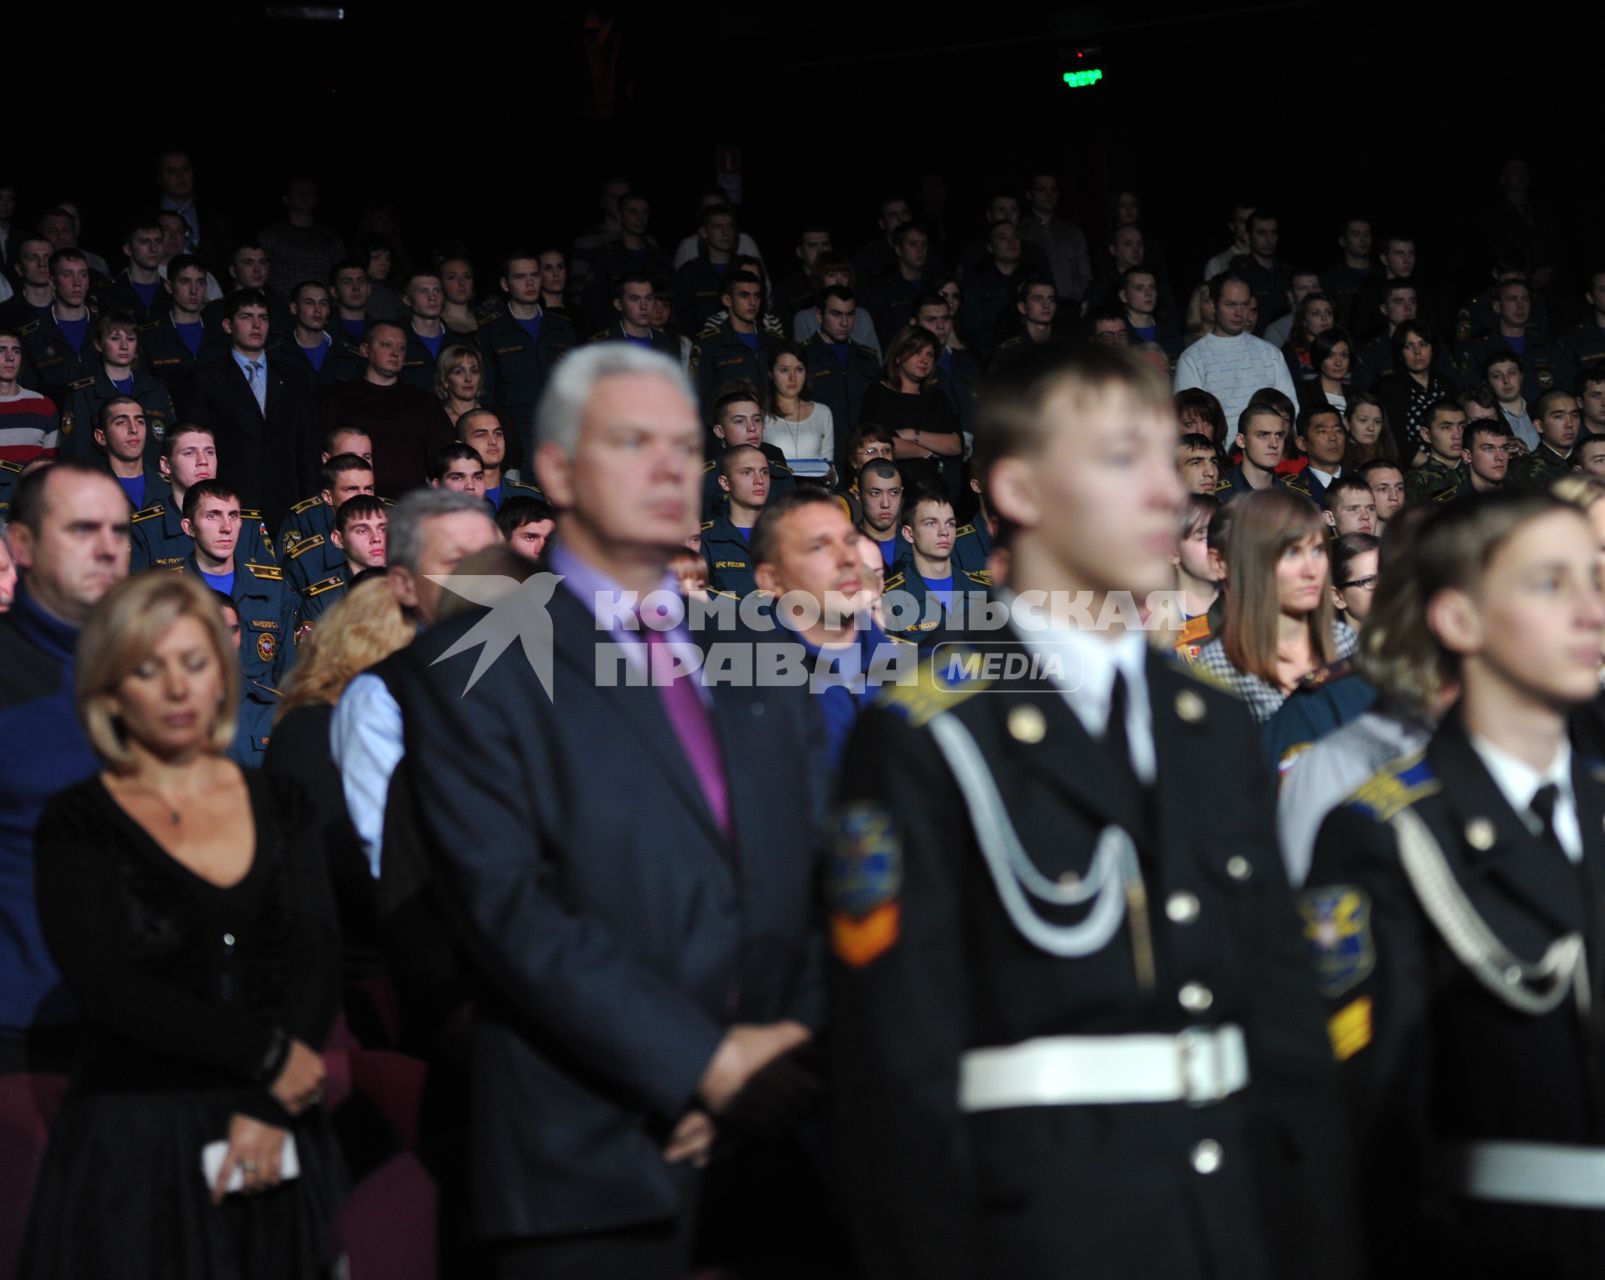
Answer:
[
  {"left": 398, "top": 342, "right": 829, "bottom": 1278},
  {"left": 175, "top": 288, "right": 317, "bottom": 535}
]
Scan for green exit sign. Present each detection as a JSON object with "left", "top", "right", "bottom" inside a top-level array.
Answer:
[{"left": 1063, "top": 67, "right": 1104, "bottom": 89}]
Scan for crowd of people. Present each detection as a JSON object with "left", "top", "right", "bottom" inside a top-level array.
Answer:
[{"left": 2, "top": 149, "right": 1605, "bottom": 1279}]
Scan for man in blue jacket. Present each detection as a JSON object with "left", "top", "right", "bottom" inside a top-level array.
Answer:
[{"left": 0, "top": 464, "right": 130, "bottom": 1072}]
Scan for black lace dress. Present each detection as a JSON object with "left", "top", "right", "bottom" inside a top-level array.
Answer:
[{"left": 21, "top": 768, "right": 344, "bottom": 1280}]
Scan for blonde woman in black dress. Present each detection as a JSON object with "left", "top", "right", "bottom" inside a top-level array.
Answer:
[{"left": 24, "top": 572, "right": 342, "bottom": 1279}]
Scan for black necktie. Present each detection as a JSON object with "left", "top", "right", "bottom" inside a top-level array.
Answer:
[
  {"left": 1102, "top": 672, "right": 1150, "bottom": 842},
  {"left": 1530, "top": 783, "right": 1570, "bottom": 862}
]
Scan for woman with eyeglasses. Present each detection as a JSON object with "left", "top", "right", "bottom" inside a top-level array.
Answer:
[{"left": 1330, "top": 532, "right": 1381, "bottom": 629}]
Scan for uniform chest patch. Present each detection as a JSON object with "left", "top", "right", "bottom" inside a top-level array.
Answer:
[
  {"left": 1299, "top": 885, "right": 1375, "bottom": 998},
  {"left": 256, "top": 631, "right": 277, "bottom": 664},
  {"left": 827, "top": 802, "right": 903, "bottom": 967}
]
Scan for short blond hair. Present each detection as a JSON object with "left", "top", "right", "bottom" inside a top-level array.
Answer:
[
  {"left": 76, "top": 573, "right": 239, "bottom": 770},
  {"left": 435, "top": 341, "right": 482, "bottom": 403},
  {"left": 276, "top": 577, "right": 416, "bottom": 721}
]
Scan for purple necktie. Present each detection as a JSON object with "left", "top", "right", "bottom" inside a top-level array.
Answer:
[{"left": 643, "top": 627, "right": 731, "bottom": 840}]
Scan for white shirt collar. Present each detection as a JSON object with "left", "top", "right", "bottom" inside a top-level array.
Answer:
[
  {"left": 1002, "top": 590, "right": 1155, "bottom": 783},
  {"left": 1470, "top": 734, "right": 1580, "bottom": 860}
]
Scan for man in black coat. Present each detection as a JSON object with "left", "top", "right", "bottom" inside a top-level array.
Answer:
[
  {"left": 175, "top": 289, "right": 318, "bottom": 535},
  {"left": 828, "top": 344, "right": 1358, "bottom": 1280},
  {"left": 399, "top": 342, "right": 829, "bottom": 1279}
]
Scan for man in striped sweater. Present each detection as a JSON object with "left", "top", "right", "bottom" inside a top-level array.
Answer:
[{"left": 0, "top": 326, "right": 57, "bottom": 466}]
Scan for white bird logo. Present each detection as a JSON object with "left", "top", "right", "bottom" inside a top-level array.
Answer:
[{"left": 425, "top": 572, "right": 564, "bottom": 699}]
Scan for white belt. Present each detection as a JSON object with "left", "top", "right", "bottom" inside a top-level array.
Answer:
[
  {"left": 958, "top": 1025, "right": 1249, "bottom": 1112},
  {"left": 1448, "top": 1141, "right": 1605, "bottom": 1209}
]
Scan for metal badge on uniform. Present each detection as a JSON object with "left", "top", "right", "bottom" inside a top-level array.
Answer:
[
  {"left": 1465, "top": 817, "right": 1495, "bottom": 851},
  {"left": 827, "top": 802, "right": 903, "bottom": 968},
  {"left": 1298, "top": 886, "right": 1375, "bottom": 998},
  {"left": 1007, "top": 704, "right": 1046, "bottom": 744},
  {"left": 1175, "top": 689, "right": 1206, "bottom": 723},
  {"left": 256, "top": 631, "right": 276, "bottom": 664}
]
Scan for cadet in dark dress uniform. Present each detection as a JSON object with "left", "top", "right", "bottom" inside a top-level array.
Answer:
[
  {"left": 477, "top": 253, "right": 578, "bottom": 465},
  {"left": 1302, "top": 492, "right": 1605, "bottom": 1279},
  {"left": 829, "top": 345, "right": 1356, "bottom": 1280},
  {"left": 129, "top": 425, "right": 276, "bottom": 572},
  {"left": 803, "top": 287, "right": 881, "bottom": 456}
]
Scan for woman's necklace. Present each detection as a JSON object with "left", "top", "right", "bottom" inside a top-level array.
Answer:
[{"left": 135, "top": 779, "right": 186, "bottom": 826}]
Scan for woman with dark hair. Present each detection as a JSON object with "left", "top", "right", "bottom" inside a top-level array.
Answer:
[
  {"left": 1196, "top": 488, "right": 1358, "bottom": 722},
  {"left": 1301, "top": 491, "right": 1605, "bottom": 1279},
  {"left": 760, "top": 339, "right": 834, "bottom": 475},
  {"left": 1328, "top": 532, "right": 1381, "bottom": 630},
  {"left": 1175, "top": 387, "right": 1228, "bottom": 448},
  {"left": 1374, "top": 318, "right": 1460, "bottom": 460},
  {"left": 1282, "top": 291, "right": 1337, "bottom": 384},
  {"left": 1298, "top": 327, "right": 1354, "bottom": 415},
  {"left": 1259, "top": 530, "right": 1383, "bottom": 778},
  {"left": 858, "top": 324, "right": 963, "bottom": 489},
  {"left": 934, "top": 275, "right": 971, "bottom": 352},
  {"left": 1341, "top": 390, "right": 1400, "bottom": 467},
  {"left": 24, "top": 572, "right": 342, "bottom": 1279}
]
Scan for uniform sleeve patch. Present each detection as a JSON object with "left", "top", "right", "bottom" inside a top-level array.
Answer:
[
  {"left": 827, "top": 802, "right": 902, "bottom": 918},
  {"left": 830, "top": 903, "right": 900, "bottom": 968},
  {"left": 1329, "top": 996, "right": 1373, "bottom": 1061},
  {"left": 1347, "top": 750, "right": 1438, "bottom": 821},
  {"left": 256, "top": 631, "right": 277, "bottom": 664},
  {"left": 1298, "top": 885, "right": 1376, "bottom": 998}
]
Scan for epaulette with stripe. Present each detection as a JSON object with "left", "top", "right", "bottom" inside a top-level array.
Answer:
[
  {"left": 243, "top": 562, "right": 284, "bottom": 581},
  {"left": 303, "top": 574, "right": 346, "bottom": 597},
  {"left": 1297, "top": 656, "right": 1357, "bottom": 691},
  {"left": 700, "top": 520, "right": 714, "bottom": 531},
  {"left": 702, "top": 459, "right": 716, "bottom": 474},
  {"left": 0, "top": 460, "right": 23, "bottom": 476},
  {"left": 287, "top": 534, "right": 325, "bottom": 559},
  {"left": 289, "top": 495, "right": 323, "bottom": 515},
  {"left": 883, "top": 571, "right": 906, "bottom": 591},
  {"left": 66, "top": 376, "right": 94, "bottom": 392},
  {"left": 954, "top": 523, "right": 976, "bottom": 537},
  {"left": 130, "top": 502, "right": 166, "bottom": 523},
  {"left": 875, "top": 648, "right": 994, "bottom": 727},
  {"left": 962, "top": 569, "right": 993, "bottom": 587},
  {"left": 1344, "top": 749, "right": 1439, "bottom": 823}
]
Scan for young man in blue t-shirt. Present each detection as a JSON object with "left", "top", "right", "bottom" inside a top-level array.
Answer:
[
  {"left": 899, "top": 483, "right": 959, "bottom": 611},
  {"left": 92, "top": 396, "right": 160, "bottom": 509},
  {"left": 855, "top": 458, "right": 906, "bottom": 570}
]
